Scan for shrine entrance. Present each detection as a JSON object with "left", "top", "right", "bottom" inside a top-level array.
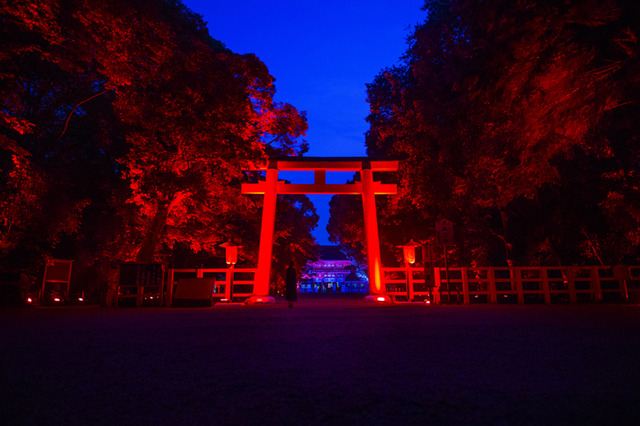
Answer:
[{"left": 241, "top": 157, "right": 398, "bottom": 298}]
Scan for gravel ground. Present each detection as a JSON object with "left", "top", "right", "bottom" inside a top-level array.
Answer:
[{"left": 1, "top": 296, "right": 640, "bottom": 425}]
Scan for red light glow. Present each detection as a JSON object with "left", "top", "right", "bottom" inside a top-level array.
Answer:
[
  {"left": 244, "top": 159, "right": 397, "bottom": 300},
  {"left": 361, "top": 167, "right": 384, "bottom": 295},
  {"left": 53, "top": 297, "right": 61, "bottom": 302},
  {"left": 27, "top": 297, "right": 33, "bottom": 303},
  {"left": 403, "top": 246, "right": 416, "bottom": 264},
  {"left": 376, "top": 296, "right": 386, "bottom": 302},
  {"left": 226, "top": 246, "right": 238, "bottom": 265}
]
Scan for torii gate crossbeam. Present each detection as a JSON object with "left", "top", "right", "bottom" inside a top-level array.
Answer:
[{"left": 241, "top": 157, "right": 398, "bottom": 298}]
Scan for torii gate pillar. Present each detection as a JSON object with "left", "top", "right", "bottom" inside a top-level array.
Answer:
[
  {"left": 361, "top": 163, "right": 384, "bottom": 294},
  {"left": 243, "top": 157, "right": 398, "bottom": 298},
  {"left": 254, "top": 162, "right": 279, "bottom": 296}
]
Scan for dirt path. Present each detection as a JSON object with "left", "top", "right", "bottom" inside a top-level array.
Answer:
[{"left": 2, "top": 299, "right": 639, "bottom": 425}]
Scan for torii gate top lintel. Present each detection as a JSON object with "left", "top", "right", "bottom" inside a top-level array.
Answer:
[
  {"left": 248, "top": 156, "right": 400, "bottom": 172},
  {"left": 242, "top": 157, "right": 399, "bottom": 196}
]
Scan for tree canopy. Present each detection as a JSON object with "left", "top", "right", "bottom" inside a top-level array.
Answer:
[
  {"left": 1, "top": 0, "right": 316, "bottom": 290},
  {"left": 330, "top": 0, "right": 640, "bottom": 266}
]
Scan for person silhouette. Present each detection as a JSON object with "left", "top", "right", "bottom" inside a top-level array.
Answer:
[{"left": 285, "top": 261, "right": 297, "bottom": 308}]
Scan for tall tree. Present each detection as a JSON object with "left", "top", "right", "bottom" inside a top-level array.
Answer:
[
  {"left": 334, "top": 0, "right": 640, "bottom": 266},
  {"left": 114, "top": 7, "right": 308, "bottom": 261},
  {"left": 0, "top": 0, "right": 131, "bottom": 270},
  {"left": 1, "top": 0, "right": 310, "bottom": 272}
]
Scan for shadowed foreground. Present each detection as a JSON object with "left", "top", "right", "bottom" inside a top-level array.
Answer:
[{"left": 2, "top": 296, "right": 639, "bottom": 425}]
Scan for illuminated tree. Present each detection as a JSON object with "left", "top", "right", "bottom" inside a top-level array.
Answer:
[
  {"left": 113, "top": 4, "right": 307, "bottom": 262},
  {"left": 1, "top": 0, "right": 310, "bottom": 277},
  {"left": 0, "top": 0, "right": 129, "bottom": 270},
  {"left": 337, "top": 0, "right": 640, "bottom": 266}
]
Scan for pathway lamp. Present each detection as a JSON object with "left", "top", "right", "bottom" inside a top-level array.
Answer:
[
  {"left": 220, "top": 240, "right": 242, "bottom": 302},
  {"left": 419, "top": 241, "right": 437, "bottom": 304},
  {"left": 221, "top": 240, "right": 241, "bottom": 266},
  {"left": 398, "top": 240, "right": 421, "bottom": 301},
  {"left": 399, "top": 240, "right": 420, "bottom": 265}
]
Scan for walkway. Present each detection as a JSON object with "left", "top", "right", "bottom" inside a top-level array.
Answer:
[{"left": 1, "top": 298, "right": 639, "bottom": 425}]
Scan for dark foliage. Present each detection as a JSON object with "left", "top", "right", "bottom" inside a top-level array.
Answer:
[{"left": 330, "top": 0, "right": 640, "bottom": 266}]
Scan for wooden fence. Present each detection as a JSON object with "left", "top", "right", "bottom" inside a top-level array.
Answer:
[
  {"left": 383, "top": 265, "right": 640, "bottom": 304},
  {"left": 166, "top": 268, "right": 256, "bottom": 306},
  {"left": 159, "top": 265, "right": 638, "bottom": 306}
]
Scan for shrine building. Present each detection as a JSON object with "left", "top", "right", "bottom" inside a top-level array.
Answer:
[{"left": 299, "top": 246, "right": 367, "bottom": 293}]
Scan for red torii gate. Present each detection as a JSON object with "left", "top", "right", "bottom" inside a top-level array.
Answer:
[{"left": 241, "top": 157, "right": 398, "bottom": 299}]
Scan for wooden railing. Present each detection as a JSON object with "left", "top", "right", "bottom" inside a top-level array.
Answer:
[
  {"left": 167, "top": 268, "right": 255, "bottom": 306},
  {"left": 163, "top": 265, "right": 638, "bottom": 306},
  {"left": 383, "top": 265, "right": 640, "bottom": 304}
]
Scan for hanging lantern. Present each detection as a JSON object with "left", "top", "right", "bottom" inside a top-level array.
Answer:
[
  {"left": 220, "top": 240, "right": 242, "bottom": 265},
  {"left": 398, "top": 240, "right": 421, "bottom": 265}
]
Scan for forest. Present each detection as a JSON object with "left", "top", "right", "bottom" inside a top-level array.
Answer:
[
  {"left": 2, "top": 0, "right": 639, "bottom": 298},
  {"left": 0, "top": 0, "right": 317, "bottom": 293},
  {"left": 330, "top": 0, "right": 640, "bottom": 268}
]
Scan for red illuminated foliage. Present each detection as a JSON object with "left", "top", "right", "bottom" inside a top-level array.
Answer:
[
  {"left": 0, "top": 0, "right": 121, "bottom": 269},
  {"left": 0, "top": 156, "right": 45, "bottom": 254},
  {"left": 1, "top": 1, "right": 310, "bottom": 278},
  {"left": 113, "top": 6, "right": 308, "bottom": 262},
  {"left": 331, "top": 0, "right": 640, "bottom": 266}
]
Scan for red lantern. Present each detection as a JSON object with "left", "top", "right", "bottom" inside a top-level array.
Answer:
[
  {"left": 403, "top": 246, "right": 416, "bottom": 264},
  {"left": 220, "top": 240, "right": 242, "bottom": 265},
  {"left": 398, "top": 240, "right": 421, "bottom": 265}
]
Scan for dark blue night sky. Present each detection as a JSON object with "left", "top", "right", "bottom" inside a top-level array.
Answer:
[{"left": 182, "top": 1, "right": 425, "bottom": 244}]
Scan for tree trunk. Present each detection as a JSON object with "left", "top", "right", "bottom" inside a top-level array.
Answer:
[
  {"left": 135, "top": 201, "right": 171, "bottom": 263},
  {"left": 499, "top": 208, "right": 511, "bottom": 264}
]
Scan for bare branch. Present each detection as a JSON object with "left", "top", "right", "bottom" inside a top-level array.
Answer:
[{"left": 57, "top": 89, "right": 110, "bottom": 141}]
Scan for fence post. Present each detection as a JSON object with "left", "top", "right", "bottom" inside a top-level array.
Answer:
[
  {"left": 593, "top": 266, "right": 603, "bottom": 302},
  {"left": 514, "top": 268, "right": 524, "bottom": 304},
  {"left": 406, "top": 263, "right": 414, "bottom": 301},
  {"left": 433, "top": 267, "right": 441, "bottom": 304},
  {"left": 136, "top": 285, "right": 143, "bottom": 307},
  {"left": 567, "top": 267, "right": 577, "bottom": 303},
  {"left": 224, "top": 268, "right": 232, "bottom": 301},
  {"left": 461, "top": 267, "right": 470, "bottom": 304},
  {"left": 542, "top": 267, "right": 551, "bottom": 304},
  {"left": 488, "top": 268, "right": 497, "bottom": 304}
]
